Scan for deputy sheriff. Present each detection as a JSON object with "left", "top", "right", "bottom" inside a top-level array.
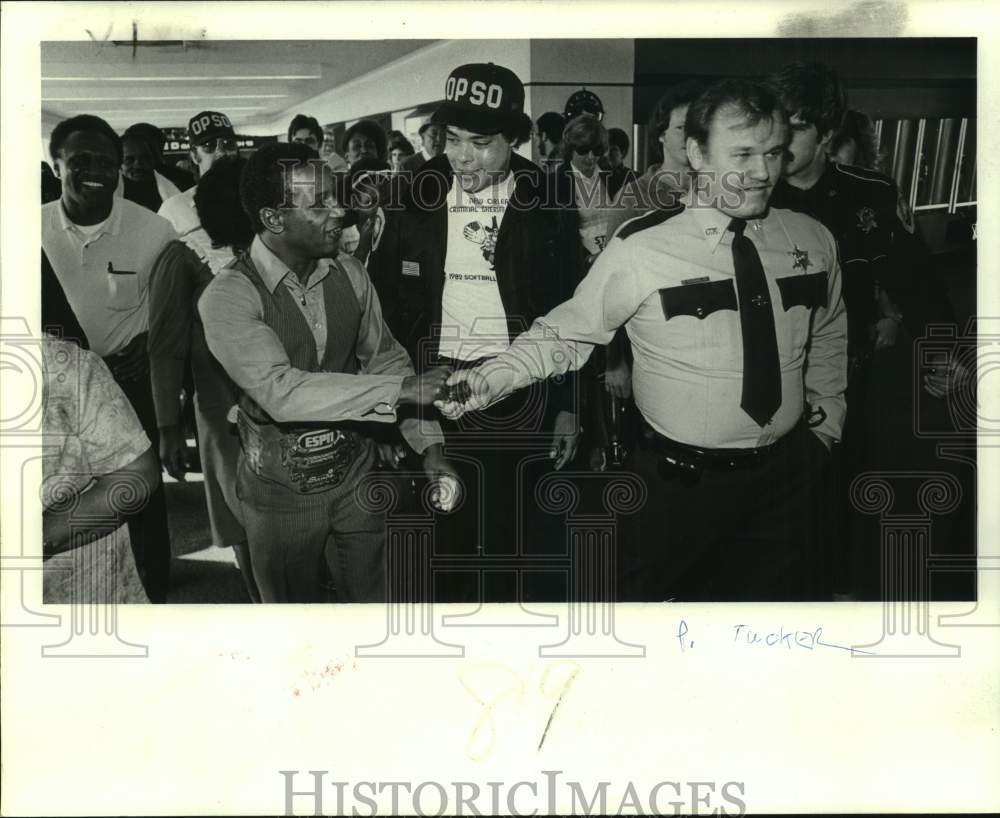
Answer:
[
  {"left": 767, "top": 61, "right": 959, "bottom": 597},
  {"left": 439, "top": 78, "right": 848, "bottom": 602},
  {"left": 199, "top": 142, "right": 458, "bottom": 603}
]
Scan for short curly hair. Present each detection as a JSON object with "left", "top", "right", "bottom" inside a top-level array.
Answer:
[
  {"left": 768, "top": 61, "right": 847, "bottom": 138},
  {"left": 239, "top": 142, "right": 322, "bottom": 234},
  {"left": 342, "top": 119, "right": 388, "bottom": 162},
  {"left": 49, "top": 114, "right": 122, "bottom": 164},
  {"left": 195, "top": 155, "right": 254, "bottom": 250}
]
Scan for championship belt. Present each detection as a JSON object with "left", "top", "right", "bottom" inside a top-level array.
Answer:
[
  {"left": 278, "top": 427, "right": 361, "bottom": 494},
  {"left": 237, "top": 409, "right": 362, "bottom": 494}
]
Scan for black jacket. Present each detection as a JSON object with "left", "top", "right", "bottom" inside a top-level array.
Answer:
[
  {"left": 381, "top": 152, "right": 583, "bottom": 413},
  {"left": 770, "top": 161, "right": 954, "bottom": 350},
  {"left": 395, "top": 153, "right": 582, "bottom": 350}
]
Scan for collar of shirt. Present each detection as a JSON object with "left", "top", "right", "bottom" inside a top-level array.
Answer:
[
  {"left": 249, "top": 235, "right": 331, "bottom": 294},
  {"left": 570, "top": 166, "right": 607, "bottom": 196},
  {"left": 58, "top": 195, "right": 123, "bottom": 239},
  {"left": 684, "top": 200, "right": 747, "bottom": 253}
]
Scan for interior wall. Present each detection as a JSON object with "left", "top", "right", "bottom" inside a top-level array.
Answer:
[
  {"left": 247, "top": 39, "right": 532, "bottom": 137},
  {"left": 526, "top": 39, "right": 636, "bottom": 165}
]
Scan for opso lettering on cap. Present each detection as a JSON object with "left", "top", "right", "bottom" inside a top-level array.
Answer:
[
  {"left": 191, "top": 112, "right": 232, "bottom": 136},
  {"left": 445, "top": 77, "right": 504, "bottom": 109}
]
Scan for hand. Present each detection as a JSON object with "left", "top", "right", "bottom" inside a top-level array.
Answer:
[
  {"left": 375, "top": 440, "right": 407, "bottom": 470},
  {"left": 923, "top": 359, "right": 970, "bottom": 399},
  {"left": 399, "top": 366, "right": 453, "bottom": 406},
  {"left": 434, "top": 367, "right": 502, "bottom": 420},
  {"left": 589, "top": 446, "right": 608, "bottom": 473},
  {"left": 812, "top": 430, "right": 834, "bottom": 452},
  {"left": 603, "top": 359, "right": 632, "bottom": 399},
  {"left": 873, "top": 317, "right": 901, "bottom": 351},
  {"left": 104, "top": 333, "right": 148, "bottom": 383},
  {"left": 550, "top": 410, "right": 581, "bottom": 470},
  {"left": 422, "top": 444, "right": 461, "bottom": 513},
  {"left": 159, "top": 424, "right": 188, "bottom": 481}
]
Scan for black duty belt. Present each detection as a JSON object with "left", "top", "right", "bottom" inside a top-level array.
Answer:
[{"left": 639, "top": 421, "right": 797, "bottom": 473}]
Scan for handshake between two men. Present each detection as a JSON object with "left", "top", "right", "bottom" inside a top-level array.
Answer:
[{"left": 418, "top": 360, "right": 580, "bottom": 472}]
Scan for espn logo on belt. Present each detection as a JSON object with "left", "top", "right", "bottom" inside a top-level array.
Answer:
[
  {"left": 296, "top": 429, "right": 343, "bottom": 451},
  {"left": 445, "top": 76, "right": 504, "bottom": 109},
  {"left": 190, "top": 112, "right": 233, "bottom": 136}
]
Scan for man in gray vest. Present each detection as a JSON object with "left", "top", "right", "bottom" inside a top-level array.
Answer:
[{"left": 200, "top": 143, "right": 457, "bottom": 603}]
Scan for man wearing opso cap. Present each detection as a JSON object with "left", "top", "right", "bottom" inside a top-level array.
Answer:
[
  {"left": 399, "top": 62, "right": 583, "bottom": 603},
  {"left": 199, "top": 143, "right": 459, "bottom": 603},
  {"left": 158, "top": 111, "right": 241, "bottom": 273}
]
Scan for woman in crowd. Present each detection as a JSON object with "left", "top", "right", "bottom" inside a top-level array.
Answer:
[
  {"left": 147, "top": 155, "right": 260, "bottom": 601},
  {"left": 552, "top": 114, "right": 633, "bottom": 470},
  {"left": 342, "top": 119, "right": 388, "bottom": 164}
]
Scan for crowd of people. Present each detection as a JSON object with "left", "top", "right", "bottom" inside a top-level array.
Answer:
[{"left": 39, "top": 59, "right": 964, "bottom": 605}]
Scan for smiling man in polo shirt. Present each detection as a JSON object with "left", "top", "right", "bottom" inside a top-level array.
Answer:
[{"left": 42, "top": 113, "right": 178, "bottom": 602}]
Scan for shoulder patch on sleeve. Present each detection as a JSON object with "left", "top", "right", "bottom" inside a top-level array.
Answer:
[
  {"left": 615, "top": 203, "right": 685, "bottom": 241},
  {"left": 833, "top": 163, "right": 896, "bottom": 190}
]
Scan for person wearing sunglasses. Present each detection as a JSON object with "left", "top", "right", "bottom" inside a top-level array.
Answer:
[
  {"left": 558, "top": 114, "right": 614, "bottom": 269},
  {"left": 553, "top": 113, "right": 631, "bottom": 472},
  {"left": 157, "top": 111, "right": 240, "bottom": 274}
]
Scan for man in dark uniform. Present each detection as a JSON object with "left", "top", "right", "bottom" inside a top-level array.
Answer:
[
  {"left": 440, "top": 78, "right": 848, "bottom": 602},
  {"left": 768, "top": 62, "right": 958, "bottom": 597}
]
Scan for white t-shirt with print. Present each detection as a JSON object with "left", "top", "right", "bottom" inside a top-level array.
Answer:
[
  {"left": 438, "top": 172, "right": 516, "bottom": 361},
  {"left": 571, "top": 167, "right": 612, "bottom": 256}
]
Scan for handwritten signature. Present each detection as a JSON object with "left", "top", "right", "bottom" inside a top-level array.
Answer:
[{"left": 731, "top": 623, "right": 872, "bottom": 654}]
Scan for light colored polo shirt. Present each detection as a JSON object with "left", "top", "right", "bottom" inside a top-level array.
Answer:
[{"left": 42, "top": 197, "right": 177, "bottom": 357}]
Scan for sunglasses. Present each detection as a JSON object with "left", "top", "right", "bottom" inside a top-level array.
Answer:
[
  {"left": 573, "top": 143, "right": 606, "bottom": 157},
  {"left": 197, "top": 137, "right": 238, "bottom": 154}
]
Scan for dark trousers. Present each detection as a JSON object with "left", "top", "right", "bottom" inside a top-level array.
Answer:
[
  {"left": 828, "top": 359, "right": 874, "bottom": 596},
  {"left": 110, "top": 368, "right": 172, "bottom": 603},
  {"left": 433, "top": 376, "right": 561, "bottom": 603},
  {"left": 235, "top": 442, "right": 386, "bottom": 603},
  {"left": 620, "top": 423, "right": 829, "bottom": 601}
]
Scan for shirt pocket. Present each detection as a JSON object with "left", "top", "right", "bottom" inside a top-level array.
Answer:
[
  {"left": 105, "top": 267, "right": 142, "bottom": 312},
  {"left": 776, "top": 271, "right": 828, "bottom": 311},
  {"left": 775, "top": 271, "right": 829, "bottom": 358},
  {"left": 657, "top": 279, "right": 740, "bottom": 366},
  {"left": 659, "top": 279, "right": 737, "bottom": 320}
]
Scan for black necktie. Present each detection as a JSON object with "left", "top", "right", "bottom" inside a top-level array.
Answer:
[{"left": 729, "top": 218, "right": 781, "bottom": 426}]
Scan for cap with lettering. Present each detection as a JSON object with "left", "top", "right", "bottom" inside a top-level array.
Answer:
[
  {"left": 431, "top": 63, "right": 525, "bottom": 135},
  {"left": 187, "top": 110, "right": 236, "bottom": 146}
]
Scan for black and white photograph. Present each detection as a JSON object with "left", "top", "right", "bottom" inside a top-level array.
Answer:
[{"left": 2, "top": 2, "right": 998, "bottom": 816}]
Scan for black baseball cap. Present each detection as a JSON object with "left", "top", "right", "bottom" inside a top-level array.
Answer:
[
  {"left": 188, "top": 110, "right": 236, "bottom": 146},
  {"left": 564, "top": 89, "right": 604, "bottom": 122},
  {"left": 431, "top": 63, "right": 525, "bottom": 135}
]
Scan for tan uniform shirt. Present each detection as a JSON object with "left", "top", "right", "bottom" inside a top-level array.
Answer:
[{"left": 481, "top": 200, "right": 848, "bottom": 448}]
